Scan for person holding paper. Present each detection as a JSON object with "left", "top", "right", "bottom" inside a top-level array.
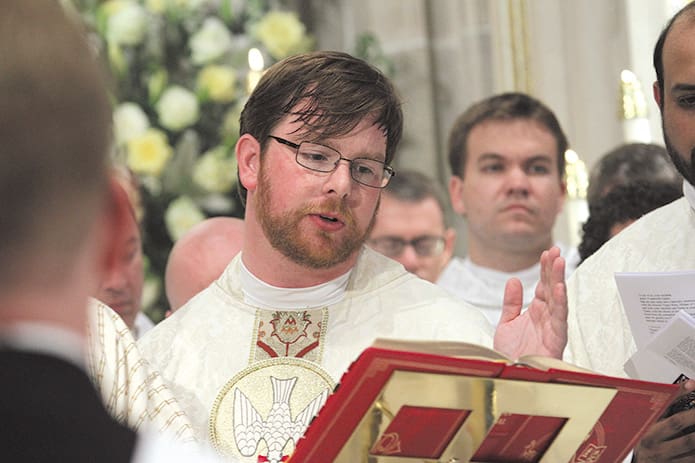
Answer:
[
  {"left": 138, "top": 50, "right": 568, "bottom": 461},
  {"left": 564, "top": 3, "right": 695, "bottom": 461},
  {"left": 565, "top": 2, "right": 695, "bottom": 378}
]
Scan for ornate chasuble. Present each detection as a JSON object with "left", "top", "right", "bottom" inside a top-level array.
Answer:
[
  {"left": 209, "top": 308, "right": 335, "bottom": 463},
  {"left": 251, "top": 308, "right": 328, "bottom": 363},
  {"left": 138, "top": 247, "right": 494, "bottom": 461}
]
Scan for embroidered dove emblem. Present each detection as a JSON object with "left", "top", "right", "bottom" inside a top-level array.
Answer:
[{"left": 233, "top": 376, "right": 329, "bottom": 463}]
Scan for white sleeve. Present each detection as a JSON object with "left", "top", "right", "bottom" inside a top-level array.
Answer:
[{"left": 86, "top": 299, "right": 197, "bottom": 443}]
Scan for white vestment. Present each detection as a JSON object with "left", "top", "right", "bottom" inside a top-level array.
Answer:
[
  {"left": 87, "top": 299, "right": 196, "bottom": 443},
  {"left": 133, "top": 311, "right": 155, "bottom": 340},
  {"left": 138, "top": 246, "right": 493, "bottom": 445},
  {"left": 437, "top": 243, "right": 580, "bottom": 326},
  {"left": 565, "top": 182, "right": 694, "bottom": 377}
]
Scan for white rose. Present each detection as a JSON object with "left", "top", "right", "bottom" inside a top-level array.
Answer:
[
  {"left": 165, "top": 196, "right": 206, "bottom": 241},
  {"left": 255, "top": 11, "right": 307, "bottom": 59},
  {"left": 126, "top": 129, "right": 173, "bottom": 177},
  {"left": 193, "top": 146, "right": 237, "bottom": 193},
  {"left": 189, "top": 17, "right": 233, "bottom": 65},
  {"left": 107, "top": 2, "right": 148, "bottom": 46},
  {"left": 113, "top": 102, "right": 150, "bottom": 145},
  {"left": 156, "top": 86, "right": 200, "bottom": 132},
  {"left": 197, "top": 65, "right": 237, "bottom": 102}
]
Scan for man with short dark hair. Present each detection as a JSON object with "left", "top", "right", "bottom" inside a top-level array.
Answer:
[{"left": 445, "top": 92, "right": 579, "bottom": 326}]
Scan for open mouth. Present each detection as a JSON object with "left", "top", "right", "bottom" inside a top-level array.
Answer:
[{"left": 319, "top": 215, "right": 339, "bottom": 223}]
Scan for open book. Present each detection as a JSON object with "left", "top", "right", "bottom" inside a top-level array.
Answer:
[{"left": 289, "top": 339, "right": 679, "bottom": 463}]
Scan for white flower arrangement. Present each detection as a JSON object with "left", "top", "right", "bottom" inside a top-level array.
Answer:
[{"left": 71, "top": 0, "right": 313, "bottom": 318}]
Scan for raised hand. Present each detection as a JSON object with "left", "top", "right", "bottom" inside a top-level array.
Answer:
[{"left": 493, "top": 246, "right": 567, "bottom": 359}]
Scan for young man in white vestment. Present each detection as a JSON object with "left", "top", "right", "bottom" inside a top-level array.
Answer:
[
  {"left": 564, "top": 3, "right": 695, "bottom": 461},
  {"left": 443, "top": 92, "right": 580, "bottom": 326},
  {"left": 138, "top": 51, "right": 568, "bottom": 462},
  {"left": 0, "top": 1, "right": 229, "bottom": 461}
]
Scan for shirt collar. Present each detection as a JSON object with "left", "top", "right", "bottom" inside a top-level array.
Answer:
[
  {"left": 0, "top": 322, "right": 86, "bottom": 370},
  {"left": 239, "top": 259, "right": 352, "bottom": 309}
]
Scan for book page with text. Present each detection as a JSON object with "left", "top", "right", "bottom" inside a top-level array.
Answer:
[
  {"left": 615, "top": 270, "right": 695, "bottom": 349},
  {"left": 624, "top": 310, "right": 695, "bottom": 382}
]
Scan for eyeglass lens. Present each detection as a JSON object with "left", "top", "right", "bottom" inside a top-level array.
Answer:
[
  {"left": 296, "top": 141, "right": 391, "bottom": 188},
  {"left": 370, "top": 236, "right": 444, "bottom": 257}
]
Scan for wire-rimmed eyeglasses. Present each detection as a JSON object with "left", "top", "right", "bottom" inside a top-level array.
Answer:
[
  {"left": 368, "top": 235, "right": 446, "bottom": 258},
  {"left": 268, "top": 135, "right": 395, "bottom": 189}
]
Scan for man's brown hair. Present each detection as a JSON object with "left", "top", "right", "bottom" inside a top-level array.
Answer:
[
  {"left": 448, "top": 92, "right": 568, "bottom": 179},
  {"left": 237, "top": 50, "right": 403, "bottom": 205}
]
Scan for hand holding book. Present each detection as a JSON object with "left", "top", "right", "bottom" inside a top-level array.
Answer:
[{"left": 633, "top": 379, "right": 695, "bottom": 462}]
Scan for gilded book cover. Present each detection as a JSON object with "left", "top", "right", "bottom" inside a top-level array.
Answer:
[{"left": 288, "top": 340, "right": 679, "bottom": 463}]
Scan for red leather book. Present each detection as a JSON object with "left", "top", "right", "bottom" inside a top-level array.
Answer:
[{"left": 288, "top": 339, "right": 679, "bottom": 463}]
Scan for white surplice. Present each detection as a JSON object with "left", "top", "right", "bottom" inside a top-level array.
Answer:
[
  {"left": 437, "top": 243, "right": 580, "bottom": 326},
  {"left": 565, "top": 181, "right": 694, "bottom": 377}
]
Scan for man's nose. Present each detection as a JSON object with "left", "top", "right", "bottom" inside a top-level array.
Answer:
[
  {"left": 101, "top": 266, "right": 127, "bottom": 291},
  {"left": 323, "top": 160, "right": 353, "bottom": 198},
  {"left": 397, "top": 244, "right": 421, "bottom": 273},
  {"left": 506, "top": 167, "right": 530, "bottom": 196}
]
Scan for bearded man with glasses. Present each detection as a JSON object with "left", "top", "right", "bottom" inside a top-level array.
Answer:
[{"left": 139, "top": 51, "right": 568, "bottom": 462}]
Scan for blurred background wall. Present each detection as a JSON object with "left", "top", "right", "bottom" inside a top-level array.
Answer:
[{"left": 302, "top": 0, "right": 686, "bottom": 254}]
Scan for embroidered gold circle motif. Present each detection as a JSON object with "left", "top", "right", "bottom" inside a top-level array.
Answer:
[{"left": 209, "top": 357, "right": 336, "bottom": 463}]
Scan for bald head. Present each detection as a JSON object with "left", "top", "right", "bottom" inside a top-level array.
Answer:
[{"left": 165, "top": 217, "right": 245, "bottom": 312}]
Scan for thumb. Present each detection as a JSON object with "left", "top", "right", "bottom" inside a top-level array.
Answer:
[{"left": 500, "top": 277, "right": 523, "bottom": 323}]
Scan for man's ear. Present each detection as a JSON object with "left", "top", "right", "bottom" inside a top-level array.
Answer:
[
  {"left": 556, "top": 179, "right": 567, "bottom": 214},
  {"left": 448, "top": 175, "right": 466, "bottom": 215},
  {"left": 442, "top": 227, "right": 457, "bottom": 261},
  {"left": 653, "top": 80, "right": 663, "bottom": 110},
  {"left": 236, "top": 134, "right": 262, "bottom": 193},
  {"left": 99, "top": 176, "right": 132, "bottom": 276}
]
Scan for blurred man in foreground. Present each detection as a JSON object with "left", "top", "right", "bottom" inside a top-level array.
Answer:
[{"left": 0, "top": 1, "right": 227, "bottom": 461}]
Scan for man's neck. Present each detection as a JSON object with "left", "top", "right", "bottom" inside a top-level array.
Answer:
[
  {"left": 0, "top": 289, "right": 89, "bottom": 341},
  {"left": 466, "top": 237, "right": 553, "bottom": 273}
]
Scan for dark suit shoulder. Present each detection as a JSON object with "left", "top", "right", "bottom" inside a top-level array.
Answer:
[{"left": 0, "top": 350, "right": 137, "bottom": 462}]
